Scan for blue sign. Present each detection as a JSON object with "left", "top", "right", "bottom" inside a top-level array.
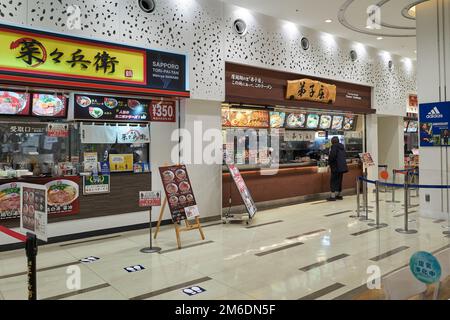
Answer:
[
  {"left": 419, "top": 101, "right": 450, "bottom": 147},
  {"left": 409, "top": 251, "right": 441, "bottom": 284},
  {"left": 100, "top": 161, "right": 110, "bottom": 175}
]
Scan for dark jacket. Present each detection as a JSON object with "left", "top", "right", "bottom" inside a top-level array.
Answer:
[{"left": 329, "top": 143, "right": 348, "bottom": 173}]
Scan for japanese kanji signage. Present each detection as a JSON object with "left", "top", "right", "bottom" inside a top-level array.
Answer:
[
  {"left": 286, "top": 79, "right": 337, "bottom": 104},
  {"left": 409, "top": 251, "right": 442, "bottom": 284},
  {"left": 9, "top": 123, "right": 46, "bottom": 134},
  {"left": 0, "top": 24, "right": 189, "bottom": 97},
  {"left": 225, "top": 63, "right": 372, "bottom": 114}
]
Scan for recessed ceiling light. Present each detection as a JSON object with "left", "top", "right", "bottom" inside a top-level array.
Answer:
[
  {"left": 377, "top": 37, "right": 383, "bottom": 40},
  {"left": 325, "top": 19, "right": 332, "bottom": 23}
]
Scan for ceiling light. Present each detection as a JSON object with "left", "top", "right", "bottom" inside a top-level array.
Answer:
[
  {"left": 325, "top": 19, "right": 332, "bottom": 23},
  {"left": 377, "top": 37, "right": 383, "bottom": 40}
]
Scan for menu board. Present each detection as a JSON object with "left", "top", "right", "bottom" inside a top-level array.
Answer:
[
  {"left": 32, "top": 94, "right": 67, "bottom": 118},
  {"left": 343, "top": 116, "right": 357, "bottom": 131},
  {"left": 74, "top": 94, "right": 149, "bottom": 122},
  {"left": 306, "top": 114, "right": 320, "bottom": 129},
  {"left": 331, "top": 115, "right": 344, "bottom": 130},
  {"left": 285, "top": 113, "right": 306, "bottom": 129},
  {"left": 0, "top": 90, "right": 30, "bottom": 116},
  {"left": 269, "top": 111, "right": 286, "bottom": 128},
  {"left": 20, "top": 183, "right": 48, "bottom": 241},
  {"left": 45, "top": 177, "right": 80, "bottom": 215},
  {"left": 319, "top": 115, "right": 332, "bottom": 130},
  {"left": 227, "top": 164, "right": 257, "bottom": 218},
  {"left": 0, "top": 182, "right": 21, "bottom": 220},
  {"left": 109, "top": 154, "right": 134, "bottom": 172},
  {"left": 222, "top": 109, "right": 269, "bottom": 128},
  {"left": 159, "top": 165, "right": 197, "bottom": 223}
]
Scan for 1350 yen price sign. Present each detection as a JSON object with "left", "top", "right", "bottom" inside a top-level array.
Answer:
[{"left": 150, "top": 101, "right": 176, "bottom": 122}]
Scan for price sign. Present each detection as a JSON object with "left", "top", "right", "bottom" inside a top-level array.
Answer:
[
  {"left": 150, "top": 101, "right": 176, "bottom": 122},
  {"left": 139, "top": 191, "right": 162, "bottom": 207}
]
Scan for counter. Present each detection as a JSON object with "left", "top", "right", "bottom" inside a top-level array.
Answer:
[
  {"left": 222, "top": 163, "right": 361, "bottom": 208},
  {"left": 0, "top": 172, "right": 151, "bottom": 228}
]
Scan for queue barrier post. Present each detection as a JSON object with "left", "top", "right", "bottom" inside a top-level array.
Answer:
[
  {"left": 395, "top": 179, "right": 418, "bottom": 234},
  {"left": 350, "top": 177, "right": 361, "bottom": 218},
  {"left": 368, "top": 180, "right": 388, "bottom": 228},
  {"left": 359, "top": 176, "right": 374, "bottom": 222},
  {"left": 386, "top": 169, "right": 399, "bottom": 203},
  {"left": 25, "top": 233, "right": 38, "bottom": 300}
]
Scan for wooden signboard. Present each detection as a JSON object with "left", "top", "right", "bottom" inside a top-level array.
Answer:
[
  {"left": 154, "top": 165, "right": 205, "bottom": 249},
  {"left": 286, "top": 79, "right": 337, "bottom": 104},
  {"left": 225, "top": 62, "right": 373, "bottom": 114}
]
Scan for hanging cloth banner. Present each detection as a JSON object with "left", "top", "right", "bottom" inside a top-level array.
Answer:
[
  {"left": 80, "top": 123, "right": 117, "bottom": 144},
  {"left": 116, "top": 125, "right": 150, "bottom": 144}
]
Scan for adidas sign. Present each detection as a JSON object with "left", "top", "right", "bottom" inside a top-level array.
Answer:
[{"left": 426, "top": 107, "right": 444, "bottom": 119}]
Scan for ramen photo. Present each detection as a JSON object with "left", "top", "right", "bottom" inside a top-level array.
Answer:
[
  {"left": 0, "top": 186, "right": 21, "bottom": 216},
  {"left": 46, "top": 180, "right": 78, "bottom": 206},
  {"left": 175, "top": 169, "right": 187, "bottom": 180},
  {"left": 162, "top": 170, "right": 175, "bottom": 182},
  {"left": 32, "top": 94, "right": 65, "bottom": 117},
  {"left": 179, "top": 181, "right": 191, "bottom": 193},
  {"left": 166, "top": 183, "right": 178, "bottom": 194},
  {"left": 0, "top": 91, "right": 29, "bottom": 115}
]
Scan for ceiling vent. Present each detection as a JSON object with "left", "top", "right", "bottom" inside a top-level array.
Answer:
[
  {"left": 233, "top": 19, "right": 248, "bottom": 37},
  {"left": 138, "top": 0, "right": 156, "bottom": 13}
]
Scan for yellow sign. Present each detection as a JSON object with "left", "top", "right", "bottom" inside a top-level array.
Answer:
[
  {"left": 0, "top": 28, "right": 145, "bottom": 84},
  {"left": 109, "top": 154, "right": 133, "bottom": 172},
  {"left": 286, "top": 79, "right": 337, "bottom": 104}
]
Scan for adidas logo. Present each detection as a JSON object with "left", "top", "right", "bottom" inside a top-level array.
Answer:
[{"left": 426, "top": 107, "right": 444, "bottom": 119}]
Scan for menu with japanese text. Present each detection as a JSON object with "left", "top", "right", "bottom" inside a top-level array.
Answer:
[
  {"left": 159, "top": 165, "right": 197, "bottom": 223},
  {"left": 227, "top": 164, "right": 257, "bottom": 218}
]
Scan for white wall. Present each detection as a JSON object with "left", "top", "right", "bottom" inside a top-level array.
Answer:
[
  {"left": 416, "top": 0, "right": 449, "bottom": 219},
  {"left": 180, "top": 99, "right": 222, "bottom": 219},
  {"left": 377, "top": 116, "right": 404, "bottom": 179}
]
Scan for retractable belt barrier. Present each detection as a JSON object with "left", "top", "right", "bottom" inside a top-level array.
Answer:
[{"left": 356, "top": 175, "right": 450, "bottom": 236}]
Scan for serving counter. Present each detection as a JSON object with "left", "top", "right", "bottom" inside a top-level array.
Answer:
[
  {"left": 0, "top": 172, "right": 151, "bottom": 228},
  {"left": 222, "top": 163, "right": 361, "bottom": 208}
]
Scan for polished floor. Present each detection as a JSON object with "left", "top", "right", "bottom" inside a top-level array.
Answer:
[{"left": 0, "top": 189, "right": 449, "bottom": 300}]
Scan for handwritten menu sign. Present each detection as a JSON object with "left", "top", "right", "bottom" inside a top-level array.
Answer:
[
  {"left": 74, "top": 94, "right": 150, "bottom": 122},
  {"left": 20, "top": 183, "right": 48, "bottom": 241},
  {"left": 227, "top": 164, "right": 257, "bottom": 218},
  {"left": 159, "top": 165, "right": 197, "bottom": 223}
]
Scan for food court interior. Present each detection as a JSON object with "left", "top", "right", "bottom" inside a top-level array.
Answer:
[{"left": 0, "top": 0, "right": 449, "bottom": 303}]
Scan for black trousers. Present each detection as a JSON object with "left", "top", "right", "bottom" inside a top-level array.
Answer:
[{"left": 330, "top": 172, "right": 344, "bottom": 193}]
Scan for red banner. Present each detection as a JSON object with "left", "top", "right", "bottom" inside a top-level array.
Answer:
[{"left": 150, "top": 101, "right": 176, "bottom": 122}]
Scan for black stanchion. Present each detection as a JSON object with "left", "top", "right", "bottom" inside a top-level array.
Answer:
[
  {"left": 25, "top": 232, "right": 38, "bottom": 300},
  {"left": 350, "top": 177, "right": 361, "bottom": 218}
]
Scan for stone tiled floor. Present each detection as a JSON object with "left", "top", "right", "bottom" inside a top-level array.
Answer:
[{"left": 1, "top": 190, "right": 449, "bottom": 300}]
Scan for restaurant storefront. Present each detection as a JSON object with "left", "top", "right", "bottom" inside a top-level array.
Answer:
[
  {"left": 222, "top": 62, "right": 373, "bottom": 211},
  {"left": 0, "top": 23, "right": 188, "bottom": 229}
]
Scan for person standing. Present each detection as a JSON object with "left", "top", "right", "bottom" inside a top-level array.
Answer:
[{"left": 327, "top": 137, "right": 349, "bottom": 201}]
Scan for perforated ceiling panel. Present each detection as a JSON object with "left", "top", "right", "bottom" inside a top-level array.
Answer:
[{"left": 0, "top": 0, "right": 416, "bottom": 115}]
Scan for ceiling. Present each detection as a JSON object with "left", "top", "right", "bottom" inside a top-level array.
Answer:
[{"left": 222, "top": 0, "right": 429, "bottom": 59}]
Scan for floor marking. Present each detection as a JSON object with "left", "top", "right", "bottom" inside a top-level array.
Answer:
[
  {"left": 286, "top": 229, "right": 327, "bottom": 240},
  {"left": 298, "top": 283, "right": 346, "bottom": 300},
  {"left": 246, "top": 220, "right": 283, "bottom": 229},
  {"left": 182, "top": 286, "right": 206, "bottom": 296},
  {"left": 369, "top": 246, "right": 410, "bottom": 262},
  {"left": 325, "top": 210, "right": 352, "bottom": 217},
  {"left": 299, "top": 254, "right": 350, "bottom": 272},
  {"left": 0, "top": 261, "right": 81, "bottom": 280},
  {"left": 255, "top": 242, "right": 304, "bottom": 257},
  {"left": 159, "top": 240, "right": 214, "bottom": 254},
  {"left": 350, "top": 225, "right": 388, "bottom": 236},
  {"left": 130, "top": 276, "right": 212, "bottom": 300},
  {"left": 42, "top": 283, "right": 110, "bottom": 300},
  {"left": 60, "top": 235, "right": 122, "bottom": 247},
  {"left": 124, "top": 265, "right": 145, "bottom": 273}
]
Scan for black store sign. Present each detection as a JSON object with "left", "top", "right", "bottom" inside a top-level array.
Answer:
[
  {"left": 74, "top": 94, "right": 151, "bottom": 122},
  {"left": 148, "top": 50, "right": 187, "bottom": 93}
]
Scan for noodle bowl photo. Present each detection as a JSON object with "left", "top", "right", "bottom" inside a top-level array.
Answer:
[{"left": 45, "top": 180, "right": 79, "bottom": 207}]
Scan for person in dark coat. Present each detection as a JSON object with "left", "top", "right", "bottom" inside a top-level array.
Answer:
[{"left": 327, "top": 136, "right": 349, "bottom": 201}]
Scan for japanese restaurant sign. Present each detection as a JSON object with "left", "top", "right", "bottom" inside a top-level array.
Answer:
[
  {"left": 74, "top": 94, "right": 150, "bottom": 122},
  {"left": 159, "top": 165, "right": 197, "bottom": 223},
  {"left": 286, "top": 79, "right": 337, "bottom": 104},
  {"left": 9, "top": 123, "right": 46, "bottom": 134},
  {"left": 227, "top": 164, "right": 257, "bottom": 218},
  {"left": 0, "top": 23, "right": 189, "bottom": 96}
]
